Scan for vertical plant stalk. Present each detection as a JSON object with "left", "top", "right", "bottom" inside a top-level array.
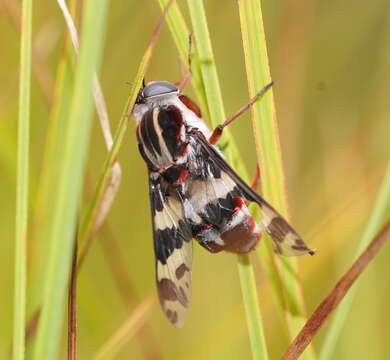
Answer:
[
  {"left": 319, "top": 161, "right": 390, "bottom": 359},
  {"left": 237, "top": 256, "right": 269, "bottom": 360},
  {"left": 237, "top": 2, "right": 315, "bottom": 359},
  {"left": 32, "top": 0, "right": 109, "bottom": 358},
  {"left": 186, "top": 1, "right": 269, "bottom": 359},
  {"left": 13, "top": 0, "right": 32, "bottom": 358}
]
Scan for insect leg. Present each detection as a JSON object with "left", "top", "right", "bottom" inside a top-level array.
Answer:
[
  {"left": 209, "top": 81, "right": 274, "bottom": 145},
  {"left": 242, "top": 165, "right": 261, "bottom": 207},
  {"left": 250, "top": 165, "right": 260, "bottom": 191},
  {"left": 176, "top": 34, "right": 193, "bottom": 91}
]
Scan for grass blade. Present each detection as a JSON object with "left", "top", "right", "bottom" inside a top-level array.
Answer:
[
  {"left": 13, "top": 0, "right": 32, "bottom": 358},
  {"left": 237, "top": 2, "right": 315, "bottom": 358},
  {"left": 77, "top": 0, "right": 174, "bottom": 266},
  {"left": 32, "top": 0, "right": 109, "bottom": 358},
  {"left": 158, "top": 0, "right": 208, "bottom": 114},
  {"left": 319, "top": 161, "right": 390, "bottom": 359},
  {"left": 57, "top": 0, "right": 122, "bottom": 237},
  {"left": 281, "top": 217, "right": 390, "bottom": 360},
  {"left": 29, "top": 4, "right": 76, "bottom": 316},
  {"left": 29, "top": 1, "right": 79, "bottom": 323},
  {"left": 186, "top": 1, "right": 268, "bottom": 358},
  {"left": 237, "top": 256, "right": 269, "bottom": 360}
]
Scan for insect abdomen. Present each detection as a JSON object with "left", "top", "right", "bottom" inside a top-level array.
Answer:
[{"left": 186, "top": 159, "right": 261, "bottom": 254}]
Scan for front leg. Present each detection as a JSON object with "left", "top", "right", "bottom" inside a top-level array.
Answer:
[{"left": 174, "top": 34, "right": 193, "bottom": 91}]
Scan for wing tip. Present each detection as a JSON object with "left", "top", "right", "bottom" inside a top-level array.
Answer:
[
  {"left": 273, "top": 237, "right": 315, "bottom": 257},
  {"left": 167, "top": 312, "right": 186, "bottom": 328}
]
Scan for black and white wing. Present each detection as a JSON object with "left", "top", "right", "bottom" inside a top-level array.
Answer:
[
  {"left": 191, "top": 130, "right": 314, "bottom": 257},
  {"left": 149, "top": 175, "right": 193, "bottom": 328}
]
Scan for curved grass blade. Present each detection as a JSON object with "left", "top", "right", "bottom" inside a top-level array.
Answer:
[
  {"left": 319, "top": 161, "right": 390, "bottom": 359},
  {"left": 281, "top": 217, "right": 390, "bottom": 360}
]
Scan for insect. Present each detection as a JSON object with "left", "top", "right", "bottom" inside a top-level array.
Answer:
[{"left": 132, "top": 80, "right": 314, "bottom": 327}]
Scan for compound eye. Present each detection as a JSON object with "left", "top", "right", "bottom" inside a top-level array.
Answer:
[{"left": 142, "top": 81, "right": 178, "bottom": 98}]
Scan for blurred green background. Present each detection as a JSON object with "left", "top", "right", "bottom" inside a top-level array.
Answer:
[{"left": 1, "top": 0, "right": 390, "bottom": 359}]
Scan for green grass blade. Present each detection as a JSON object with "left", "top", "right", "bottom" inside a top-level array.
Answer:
[
  {"left": 186, "top": 1, "right": 269, "bottom": 358},
  {"left": 158, "top": 0, "right": 208, "bottom": 115},
  {"left": 237, "top": 256, "right": 269, "bottom": 360},
  {"left": 32, "top": 0, "right": 109, "bottom": 358},
  {"left": 77, "top": 2, "right": 171, "bottom": 263},
  {"left": 30, "top": 41, "right": 75, "bottom": 315},
  {"left": 237, "top": 2, "right": 316, "bottom": 358},
  {"left": 185, "top": 2, "right": 244, "bottom": 169},
  {"left": 319, "top": 161, "right": 390, "bottom": 360},
  {"left": 186, "top": 0, "right": 225, "bottom": 128},
  {"left": 13, "top": 0, "right": 32, "bottom": 358}
]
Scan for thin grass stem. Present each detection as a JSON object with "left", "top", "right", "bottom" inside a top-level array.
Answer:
[{"left": 13, "top": 0, "right": 32, "bottom": 358}]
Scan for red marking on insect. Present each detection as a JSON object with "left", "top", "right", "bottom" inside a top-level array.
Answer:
[
  {"left": 232, "top": 197, "right": 244, "bottom": 216},
  {"left": 179, "top": 95, "right": 202, "bottom": 118},
  {"left": 176, "top": 168, "right": 189, "bottom": 185},
  {"left": 195, "top": 223, "right": 214, "bottom": 236},
  {"left": 247, "top": 216, "right": 257, "bottom": 233}
]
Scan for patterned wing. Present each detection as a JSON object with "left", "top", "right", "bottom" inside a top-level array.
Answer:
[
  {"left": 149, "top": 175, "right": 193, "bottom": 328},
  {"left": 191, "top": 130, "right": 314, "bottom": 257},
  {"left": 185, "top": 153, "right": 261, "bottom": 254}
]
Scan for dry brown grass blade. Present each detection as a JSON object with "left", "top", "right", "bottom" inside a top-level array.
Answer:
[
  {"left": 281, "top": 218, "right": 390, "bottom": 360},
  {"left": 68, "top": 240, "right": 78, "bottom": 360}
]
